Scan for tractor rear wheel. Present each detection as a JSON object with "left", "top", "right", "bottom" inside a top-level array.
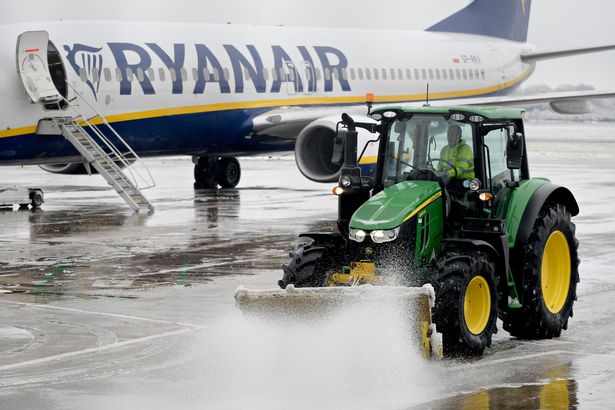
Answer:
[
  {"left": 279, "top": 242, "right": 337, "bottom": 288},
  {"left": 430, "top": 251, "right": 498, "bottom": 356},
  {"left": 503, "top": 204, "right": 579, "bottom": 339}
]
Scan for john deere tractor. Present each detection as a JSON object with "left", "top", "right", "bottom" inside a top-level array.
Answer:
[{"left": 268, "top": 106, "right": 580, "bottom": 356}]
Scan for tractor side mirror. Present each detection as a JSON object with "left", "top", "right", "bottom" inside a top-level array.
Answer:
[
  {"left": 331, "top": 130, "right": 345, "bottom": 165},
  {"left": 506, "top": 127, "right": 524, "bottom": 170}
]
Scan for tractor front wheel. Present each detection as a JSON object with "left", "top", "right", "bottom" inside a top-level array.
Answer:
[
  {"left": 279, "top": 242, "right": 338, "bottom": 288},
  {"left": 503, "top": 204, "right": 579, "bottom": 339},
  {"left": 430, "top": 251, "right": 498, "bottom": 356}
]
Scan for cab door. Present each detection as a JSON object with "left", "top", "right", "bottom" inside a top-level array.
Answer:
[{"left": 16, "top": 31, "right": 63, "bottom": 105}]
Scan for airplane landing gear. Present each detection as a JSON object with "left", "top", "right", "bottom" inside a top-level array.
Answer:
[{"left": 193, "top": 156, "right": 241, "bottom": 189}]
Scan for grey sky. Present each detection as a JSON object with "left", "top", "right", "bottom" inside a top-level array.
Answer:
[{"left": 4, "top": 0, "right": 615, "bottom": 88}]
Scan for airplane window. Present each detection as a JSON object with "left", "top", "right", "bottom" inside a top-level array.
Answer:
[
  {"left": 223, "top": 68, "right": 230, "bottom": 81},
  {"left": 405, "top": 68, "right": 411, "bottom": 80},
  {"left": 442, "top": 69, "right": 448, "bottom": 80},
  {"left": 136, "top": 68, "right": 145, "bottom": 82},
  {"left": 181, "top": 68, "right": 188, "bottom": 81},
  {"left": 147, "top": 68, "right": 155, "bottom": 81},
  {"left": 78, "top": 68, "right": 87, "bottom": 81},
  {"left": 468, "top": 69, "right": 474, "bottom": 80},
  {"left": 104, "top": 68, "right": 111, "bottom": 82},
  {"left": 159, "top": 68, "right": 166, "bottom": 81},
  {"left": 414, "top": 68, "right": 419, "bottom": 79},
  {"left": 428, "top": 69, "right": 433, "bottom": 80},
  {"left": 125, "top": 68, "right": 134, "bottom": 82},
  {"left": 350, "top": 68, "right": 355, "bottom": 80},
  {"left": 169, "top": 68, "right": 177, "bottom": 82},
  {"left": 397, "top": 68, "right": 402, "bottom": 80},
  {"left": 212, "top": 68, "right": 220, "bottom": 81},
  {"left": 115, "top": 68, "right": 122, "bottom": 81},
  {"left": 421, "top": 69, "right": 427, "bottom": 80},
  {"left": 92, "top": 68, "right": 100, "bottom": 82},
  {"left": 289, "top": 69, "right": 296, "bottom": 81},
  {"left": 357, "top": 68, "right": 363, "bottom": 80},
  {"left": 390, "top": 69, "right": 395, "bottom": 80},
  {"left": 480, "top": 69, "right": 485, "bottom": 80},
  {"left": 475, "top": 69, "right": 480, "bottom": 80},
  {"left": 455, "top": 69, "right": 461, "bottom": 80},
  {"left": 279, "top": 67, "right": 286, "bottom": 81},
  {"left": 192, "top": 68, "right": 198, "bottom": 81},
  {"left": 315, "top": 68, "right": 321, "bottom": 81},
  {"left": 379, "top": 68, "right": 385, "bottom": 80},
  {"left": 263, "top": 68, "right": 269, "bottom": 81},
  {"left": 365, "top": 68, "right": 371, "bottom": 80},
  {"left": 462, "top": 69, "right": 467, "bottom": 80},
  {"left": 435, "top": 69, "right": 441, "bottom": 80},
  {"left": 373, "top": 68, "right": 379, "bottom": 80},
  {"left": 332, "top": 68, "right": 338, "bottom": 80},
  {"left": 324, "top": 68, "right": 331, "bottom": 81},
  {"left": 341, "top": 68, "right": 348, "bottom": 81},
  {"left": 271, "top": 67, "right": 277, "bottom": 81}
]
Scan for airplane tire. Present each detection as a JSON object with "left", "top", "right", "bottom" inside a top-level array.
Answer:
[
  {"left": 194, "top": 157, "right": 218, "bottom": 189},
  {"left": 216, "top": 157, "right": 241, "bottom": 188}
]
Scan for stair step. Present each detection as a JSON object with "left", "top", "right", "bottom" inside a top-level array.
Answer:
[{"left": 61, "top": 118, "right": 153, "bottom": 212}]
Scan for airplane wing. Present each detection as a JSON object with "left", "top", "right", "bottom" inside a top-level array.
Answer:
[
  {"left": 429, "top": 88, "right": 615, "bottom": 108},
  {"left": 252, "top": 89, "right": 615, "bottom": 138},
  {"left": 521, "top": 44, "right": 615, "bottom": 62}
]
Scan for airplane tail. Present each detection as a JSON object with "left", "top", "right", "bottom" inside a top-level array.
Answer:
[{"left": 427, "top": 0, "right": 532, "bottom": 42}]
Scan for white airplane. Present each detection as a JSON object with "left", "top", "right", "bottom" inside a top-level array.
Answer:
[{"left": 1, "top": 0, "right": 614, "bottom": 206}]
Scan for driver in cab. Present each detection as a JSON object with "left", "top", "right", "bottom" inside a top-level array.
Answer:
[{"left": 438, "top": 125, "right": 474, "bottom": 180}]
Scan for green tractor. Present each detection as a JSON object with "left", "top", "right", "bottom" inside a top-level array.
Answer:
[{"left": 237, "top": 105, "right": 579, "bottom": 357}]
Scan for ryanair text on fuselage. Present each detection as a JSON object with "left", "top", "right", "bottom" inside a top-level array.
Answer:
[{"left": 63, "top": 42, "right": 352, "bottom": 99}]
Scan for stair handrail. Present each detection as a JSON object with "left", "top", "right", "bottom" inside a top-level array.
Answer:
[{"left": 62, "top": 82, "right": 156, "bottom": 189}]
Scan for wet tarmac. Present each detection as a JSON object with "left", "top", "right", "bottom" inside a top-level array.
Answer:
[{"left": 1, "top": 122, "right": 615, "bottom": 409}]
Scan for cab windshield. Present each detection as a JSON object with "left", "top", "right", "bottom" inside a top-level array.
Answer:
[{"left": 382, "top": 114, "right": 474, "bottom": 185}]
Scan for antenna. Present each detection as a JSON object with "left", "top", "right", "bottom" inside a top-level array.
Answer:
[{"left": 424, "top": 84, "right": 430, "bottom": 107}]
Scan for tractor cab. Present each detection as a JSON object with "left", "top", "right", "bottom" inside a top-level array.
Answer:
[{"left": 370, "top": 107, "right": 527, "bottom": 225}]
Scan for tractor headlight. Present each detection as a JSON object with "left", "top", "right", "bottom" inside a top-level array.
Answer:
[
  {"left": 370, "top": 227, "right": 400, "bottom": 243},
  {"left": 349, "top": 229, "right": 366, "bottom": 242}
]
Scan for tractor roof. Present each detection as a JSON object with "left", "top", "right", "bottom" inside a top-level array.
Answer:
[{"left": 371, "top": 105, "right": 525, "bottom": 120}]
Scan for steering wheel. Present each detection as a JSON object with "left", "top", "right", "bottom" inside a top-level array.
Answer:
[{"left": 425, "top": 158, "right": 458, "bottom": 178}]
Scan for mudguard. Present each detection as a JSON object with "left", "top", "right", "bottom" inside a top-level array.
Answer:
[{"left": 513, "top": 183, "right": 579, "bottom": 248}]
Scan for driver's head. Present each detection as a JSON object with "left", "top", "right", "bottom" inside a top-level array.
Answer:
[{"left": 447, "top": 125, "right": 462, "bottom": 147}]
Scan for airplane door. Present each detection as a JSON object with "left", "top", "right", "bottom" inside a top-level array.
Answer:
[
  {"left": 285, "top": 61, "right": 297, "bottom": 96},
  {"left": 16, "top": 31, "right": 63, "bottom": 104},
  {"left": 489, "top": 46, "right": 506, "bottom": 96},
  {"left": 301, "top": 61, "right": 315, "bottom": 95}
]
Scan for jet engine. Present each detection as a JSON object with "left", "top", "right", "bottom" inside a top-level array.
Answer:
[
  {"left": 294, "top": 115, "right": 377, "bottom": 183},
  {"left": 39, "top": 163, "right": 90, "bottom": 174}
]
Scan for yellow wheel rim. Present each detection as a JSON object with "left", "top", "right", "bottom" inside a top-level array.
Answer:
[
  {"left": 541, "top": 231, "right": 571, "bottom": 313},
  {"left": 464, "top": 275, "right": 491, "bottom": 335}
]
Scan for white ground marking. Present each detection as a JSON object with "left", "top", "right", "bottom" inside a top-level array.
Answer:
[{"left": 0, "top": 327, "right": 193, "bottom": 372}]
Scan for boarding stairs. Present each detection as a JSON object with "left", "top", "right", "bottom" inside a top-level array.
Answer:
[{"left": 52, "top": 84, "right": 156, "bottom": 212}]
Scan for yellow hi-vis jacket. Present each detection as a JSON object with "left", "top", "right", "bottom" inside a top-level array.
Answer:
[{"left": 438, "top": 140, "right": 475, "bottom": 179}]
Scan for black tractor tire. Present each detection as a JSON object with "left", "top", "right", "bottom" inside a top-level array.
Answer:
[
  {"left": 279, "top": 242, "right": 337, "bottom": 289},
  {"left": 502, "top": 204, "right": 579, "bottom": 339},
  {"left": 216, "top": 157, "right": 241, "bottom": 188},
  {"left": 430, "top": 251, "right": 498, "bottom": 356}
]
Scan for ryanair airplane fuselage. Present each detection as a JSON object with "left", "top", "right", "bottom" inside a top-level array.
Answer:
[{"left": 0, "top": 20, "right": 534, "bottom": 165}]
